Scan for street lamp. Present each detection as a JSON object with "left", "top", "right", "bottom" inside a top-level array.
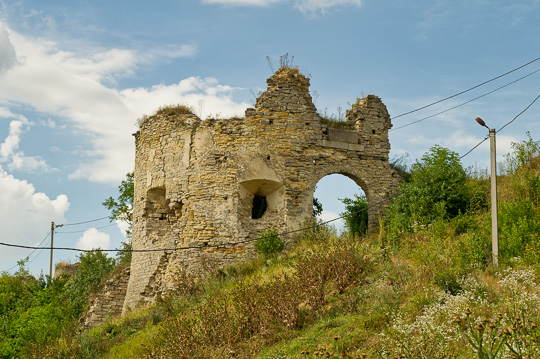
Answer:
[{"left": 476, "top": 117, "right": 499, "bottom": 266}]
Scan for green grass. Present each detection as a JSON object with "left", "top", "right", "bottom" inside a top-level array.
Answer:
[
  {"left": 18, "top": 137, "right": 540, "bottom": 359},
  {"left": 153, "top": 104, "right": 194, "bottom": 117},
  {"left": 103, "top": 326, "right": 159, "bottom": 359},
  {"left": 320, "top": 115, "right": 351, "bottom": 129}
]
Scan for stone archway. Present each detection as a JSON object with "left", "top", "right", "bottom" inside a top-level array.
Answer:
[
  {"left": 312, "top": 173, "right": 368, "bottom": 230},
  {"left": 304, "top": 165, "right": 387, "bottom": 231}
]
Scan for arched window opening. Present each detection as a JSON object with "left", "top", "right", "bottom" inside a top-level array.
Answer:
[
  {"left": 313, "top": 174, "right": 367, "bottom": 236},
  {"left": 252, "top": 195, "right": 268, "bottom": 219},
  {"left": 240, "top": 179, "right": 283, "bottom": 220}
]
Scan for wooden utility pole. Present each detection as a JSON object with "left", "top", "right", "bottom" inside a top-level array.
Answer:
[
  {"left": 50, "top": 221, "right": 55, "bottom": 279},
  {"left": 49, "top": 221, "right": 63, "bottom": 279},
  {"left": 49, "top": 222, "right": 55, "bottom": 280}
]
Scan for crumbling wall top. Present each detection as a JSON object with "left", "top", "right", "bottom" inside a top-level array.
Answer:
[
  {"left": 255, "top": 68, "right": 317, "bottom": 114},
  {"left": 346, "top": 94, "right": 392, "bottom": 130}
]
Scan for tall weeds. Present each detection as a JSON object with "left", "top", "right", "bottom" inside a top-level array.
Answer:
[{"left": 144, "top": 235, "right": 371, "bottom": 359}]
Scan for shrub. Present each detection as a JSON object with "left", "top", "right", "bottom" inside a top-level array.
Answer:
[
  {"left": 385, "top": 145, "right": 472, "bottom": 238},
  {"left": 153, "top": 104, "right": 194, "bottom": 117},
  {"left": 498, "top": 199, "right": 540, "bottom": 262},
  {"left": 500, "top": 131, "right": 540, "bottom": 176},
  {"left": 67, "top": 250, "right": 115, "bottom": 316},
  {"left": 0, "top": 273, "right": 71, "bottom": 358},
  {"left": 340, "top": 193, "right": 369, "bottom": 237},
  {"left": 255, "top": 228, "right": 284, "bottom": 258}
]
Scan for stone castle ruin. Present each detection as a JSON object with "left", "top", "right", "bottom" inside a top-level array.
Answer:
[{"left": 123, "top": 68, "right": 400, "bottom": 311}]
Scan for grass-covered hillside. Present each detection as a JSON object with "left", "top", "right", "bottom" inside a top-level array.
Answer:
[{"left": 2, "top": 134, "right": 540, "bottom": 359}]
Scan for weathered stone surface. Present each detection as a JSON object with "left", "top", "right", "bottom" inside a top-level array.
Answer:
[
  {"left": 123, "top": 68, "right": 400, "bottom": 312},
  {"left": 83, "top": 267, "right": 130, "bottom": 327},
  {"left": 54, "top": 262, "right": 79, "bottom": 279}
]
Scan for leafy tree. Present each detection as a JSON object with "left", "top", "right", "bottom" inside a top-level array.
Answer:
[
  {"left": 103, "top": 172, "right": 134, "bottom": 234},
  {"left": 103, "top": 172, "right": 134, "bottom": 264},
  {"left": 67, "top": 250, "right": 115, "bottom": 316},
  {"left": 0, "top": 251, "right": 116, "bottom": 358},
  {"left": 386, "top": 145, "right": 471, "bottom": 235},
  {"left": 340, "top": 193, "right": 369, "bottom": 237},
  {"left": 500, "top": 131, "right": 540, "bottom": 176},
  {"left": 0, "top": 266, "right": 72, "bottom": 358},
  {"left": 313, "top": 197, "right": 323, "bottom": 217}
]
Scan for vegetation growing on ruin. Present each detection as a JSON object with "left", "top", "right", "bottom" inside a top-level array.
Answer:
[
  {"left": 3, "top": 134, "right": 540, "bottom": 358},
  {"left": 153, "top": 104, "right": 195, "bottom": 117}
]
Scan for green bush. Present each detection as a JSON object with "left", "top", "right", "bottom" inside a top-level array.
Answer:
[
  {"left": 498, "top": 199, "right": 540, "bottom": 262},
  {"left": 0, "top": 250, "right": 117, "bottom": 358},
  {"left": 67, "top": 250, "right": 115, "bottom": 316},
  {"left": 500, "top": 131, "right": 540, "bottom": 176},
  {"left": 434, "top": 269, "right": 462, "bottom": 295},
  {"left": 0, "top": 273, "right": 71, "bottom": 358},
  {"left": 255, "top": 228, "right": 284, "bottom": 258},
  {"left": 340, "top": 193, "right": 369, "bottom": 237},
  {"left": 386, "top": 145, "right": 472, "bottom": 239}
]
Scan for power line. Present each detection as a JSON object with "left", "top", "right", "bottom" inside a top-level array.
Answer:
[
  {"left": 62, "top": 216, "right": 110, "bottom": 227},
  {"left": 56, "top": 223, "right": 117, "bottom": 234},
  {"left": 391, "top": 68, "right": 540, "bottom": 131},
  {"left": 3, "top": 232, "right": 50, "bottom": 272},
  {"left": 1, "top": 92, "right": 538, "bottom": 258},
  {"left": 0, "top": 135, "right": 490, "bottom": 255},
  {"left": 392, "top": 56, "right": 540, "bottom": 120},
  {"left": 497, "top": 94, "right": 540, "bottom": 134}
]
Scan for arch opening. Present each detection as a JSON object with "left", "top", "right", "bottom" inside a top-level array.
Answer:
[{"left": 312, "top": 174, "right": 367, "bottom": 235}]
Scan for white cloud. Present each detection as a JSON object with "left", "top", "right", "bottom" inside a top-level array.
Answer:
[
  {"left": 294, "top": 0, "right": 364, "bottom": 15},
  {"left": 115, "top": 220, "right": 131, "bottom": 239},
  {"left": 0, "top": 165, "right": 69, "bottom": 268},
  {"left": 0, "top": 22, "right": 17, "bottom": 74},
  {"left": 76, "top": 228, "right": 111, "bottom": 251},
  {"left": 0, "top": 119, "right": 52, "bottom": 172},
  {"left": 0, "top": 23, "right": 250, "bottom": 183},
  {"left": 0, "top": 106, "right": 26, "bottom": 121},
  {"left": 317, "top": 210, "right": 344, "bottom": 227}
]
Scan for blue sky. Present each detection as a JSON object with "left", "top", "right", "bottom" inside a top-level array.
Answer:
[{"left": 0, "top": 0, "right": 539, "bottom": 274}]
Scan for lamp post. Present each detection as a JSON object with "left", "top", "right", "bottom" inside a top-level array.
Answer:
[{"left": 476, "top": 117, "right": 499, "bottom": 266}]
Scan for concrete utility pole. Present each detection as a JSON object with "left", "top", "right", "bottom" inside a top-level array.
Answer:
[{"left": 476, "top": 117, "right": 499, "bottom": 266}]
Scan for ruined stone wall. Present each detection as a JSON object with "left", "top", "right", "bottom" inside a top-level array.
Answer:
[
  {"left": 123, "top": 68, "right": 400, "bottom": 312},
  {"left": 83, "top": 267, "right": 130, "bottom": 327}
]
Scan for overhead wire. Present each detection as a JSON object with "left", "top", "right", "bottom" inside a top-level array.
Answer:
[
  {"left": 497, "top": 94, "right": 540, "bottom": 134},
  {"left": 3, "top": 219, "right": 115, "bottom": 272},
  {"left": 2, "top": 90, "right": 539, "bottom": 262},
  {"left": 391, "top": 67, "right": 540, "bottom": 131},
  {"left": 62, "top": 216, "right": 110, "bottom": 227},
  {"left": 0, "top": 134, "right": 492, "bottom": 255},
  {"left": 56, "top": 223, "right": 117, "bottom": 234},
  {"left": 3, "top": 232, "right": 51, "bottom": 272},
  {"left": 392, "top": 56, "right": 540, "bottom": 120}
]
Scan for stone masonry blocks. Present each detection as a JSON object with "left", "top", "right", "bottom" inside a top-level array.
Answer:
[{"left": 123, "top": 68, "right": 400, "bottom": 312}]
